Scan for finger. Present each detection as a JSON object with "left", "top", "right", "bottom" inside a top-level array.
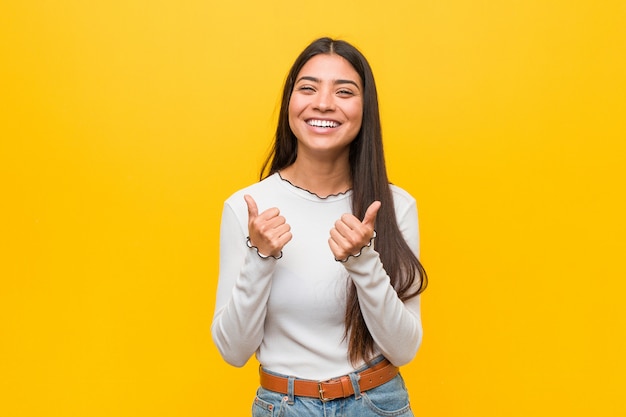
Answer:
[
  {"left": 338, "top": 213, "right": 361, "bottom": 230},
  {"left": 328, "top": 237, "right": 341, "bottom": 258},
  {"left": 252, "top": 213, "right": 285, "bottom": 237},
  {"left": 333, "top": 217, "right": 354, "bottom": 237},
  {"left": 328, "top": 236, "right": 347, "bottom": 261},
  {"left": 329, "top": 227, "right": 350, "bottom": 248},
  {"left": 263, "top": 222, "right": 290, "bottom": 242},
  {"left": 258, "top": 207, "right": 281, "bottom": 221},
  {"left": 278, "top": 230, "right": 293, "bottom": 247},
  {"left": 265, "top": 226, "right": 292, "bottom": 257},
  {"left": 362, "top": 201, "right": 381, "bottom": 227},
  {"left": 244, "top": 194, "right": 258, "bottom": 220},
  {"left": 264, "top": 214, "right": 286, "bottom": 229},
  {"left": 273, "top": 220, "right": 290, "bottom": 235}
]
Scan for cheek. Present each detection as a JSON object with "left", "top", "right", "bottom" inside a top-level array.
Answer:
[
  {"left": 351, "top": 103, "right": 364, "bottom": 129},
  {"left": 287, "top": 100, "right": 303, "bottom": 135},
  {"left": 287, "top": 102, "right": 297, "bottom": 126},
  {"left": 288, "top": 95, "right": 304, "bottom": 115}
]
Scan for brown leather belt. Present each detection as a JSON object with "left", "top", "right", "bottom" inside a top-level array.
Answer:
[{"left": 259, "top": 359, "right": 398, "bottom": 402}]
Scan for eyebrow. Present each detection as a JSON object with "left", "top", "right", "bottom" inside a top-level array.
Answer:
[{"left": 296, "top": 76, "right": 361, "bottom": 90}]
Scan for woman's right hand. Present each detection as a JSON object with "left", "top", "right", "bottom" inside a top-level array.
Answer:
[{"left": 244, "top": 194, "right": 292, "bottom": 258}]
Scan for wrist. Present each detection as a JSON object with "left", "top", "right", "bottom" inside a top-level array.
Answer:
[
  {"left": 334, "top": 230, "right": 377, "bottom": 263},
  {"left": 246, "top": 237, "right": 283, "bottom": 260}
]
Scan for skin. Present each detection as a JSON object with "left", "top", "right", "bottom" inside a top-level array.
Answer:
[
  {"left": 245, "top": 53, "right": 380, "bottom": 260},
  {"left": 244, "top": 194, "right": 291, "bottom": 258},
  {"left": 287, "top": 54, "right": 364, "bottom": 172},
  {"left": 328, "top": 200, "right": 380, "bottom": 261}
]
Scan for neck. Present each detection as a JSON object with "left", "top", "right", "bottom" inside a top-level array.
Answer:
[{"left": 280, "top": 156, "right": 352, "bottom": 197}]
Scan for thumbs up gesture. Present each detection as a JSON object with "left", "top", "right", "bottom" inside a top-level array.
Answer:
[
  {"left": 328, "top": 201, "right": 381, "bottom": 261},
  {"left": 244, "top": 194, "right": 292, "bottom": 258}
]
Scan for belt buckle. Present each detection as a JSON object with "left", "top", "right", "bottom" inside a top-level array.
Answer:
[{"left": 318, "top": 382, "right": 330, "bottom": 402}]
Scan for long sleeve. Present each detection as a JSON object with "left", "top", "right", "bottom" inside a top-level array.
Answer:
[
  {"left": 211, "top": 175, "right": 423, "bottom": 379},
  {"left": 341, "top": 195, "right": 423, "bottom": 366},
  {"left": 211, "top": 202, "right": 278, "bottom": 367}
]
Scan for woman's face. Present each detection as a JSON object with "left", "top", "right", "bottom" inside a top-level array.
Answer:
[{"left": 288, "top": 53, "right": 363, "bottom": 159}]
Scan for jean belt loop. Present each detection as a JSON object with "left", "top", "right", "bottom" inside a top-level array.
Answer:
[
  {"left": 348, "top": 371, "right": 362, "bottom": 400},
  {"left": 287, "top": 376, "right": 295, "bottom": 405}
]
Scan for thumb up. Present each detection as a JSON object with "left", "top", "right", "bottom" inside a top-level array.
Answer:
[
  {"left": 328, "top": 201, "right": 381, "bottom": 261},
  {"left": 244, "top": 194, "right": 292, "bottom": 258}
]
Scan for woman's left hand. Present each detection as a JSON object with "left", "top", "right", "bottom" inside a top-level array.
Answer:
[{"left": 328, "top": 201, "right": 381, "bottom": 261}]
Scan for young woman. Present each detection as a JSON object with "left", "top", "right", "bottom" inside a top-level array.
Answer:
[{"left": 212, "top": 37, "right": 427, "bottom": 416}]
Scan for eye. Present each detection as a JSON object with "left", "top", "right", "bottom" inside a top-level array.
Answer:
[
  {"left": 296, "top": 85, "right": 316, "bottom": 93},
  {"left": 337, "top": 89, "right": 355, "bottom": 97}
]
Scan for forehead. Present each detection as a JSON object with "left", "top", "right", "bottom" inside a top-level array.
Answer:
[{"left": 296, "top": 54, "right": 362, "bottom": 86}]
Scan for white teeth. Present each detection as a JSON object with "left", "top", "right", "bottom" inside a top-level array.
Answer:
[{"left": 307, "top": 119, "right": 339, "bottom": 128}]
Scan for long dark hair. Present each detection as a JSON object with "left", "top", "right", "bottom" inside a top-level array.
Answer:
[{"left": 261, "top": 37, "right": 427, "bottom": 365}]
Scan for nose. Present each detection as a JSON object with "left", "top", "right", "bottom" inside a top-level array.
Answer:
[{"left": 313, "top": 88, "right": 335, "bottom": 112}]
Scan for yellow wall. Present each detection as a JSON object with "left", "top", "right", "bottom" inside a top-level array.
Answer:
[{"left": 2, "top": 1, "right": 625, "bottom": 416}]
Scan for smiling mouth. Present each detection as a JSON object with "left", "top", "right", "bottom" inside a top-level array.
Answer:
[{"left": 307, "top": 119, "right": 340, "bottom": 128}]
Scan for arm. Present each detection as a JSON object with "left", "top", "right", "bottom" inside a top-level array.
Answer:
[
  {"left": 210, "top": 203, "right": 278, "bottom": 367},
  {"left": 339, "top": 199, "right": 423, "bottom": 366},
  {"left": 342, "top": 246, "right": 422, "bottom": 366}
]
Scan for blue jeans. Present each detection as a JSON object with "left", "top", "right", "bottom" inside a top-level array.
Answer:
[{"left": 252, "top": 361, "right": 414, "bottom": 417}]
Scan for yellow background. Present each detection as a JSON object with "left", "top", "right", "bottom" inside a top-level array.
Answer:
[{"left": 2, "top": 1, "right": 625, "bottom": 416}]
